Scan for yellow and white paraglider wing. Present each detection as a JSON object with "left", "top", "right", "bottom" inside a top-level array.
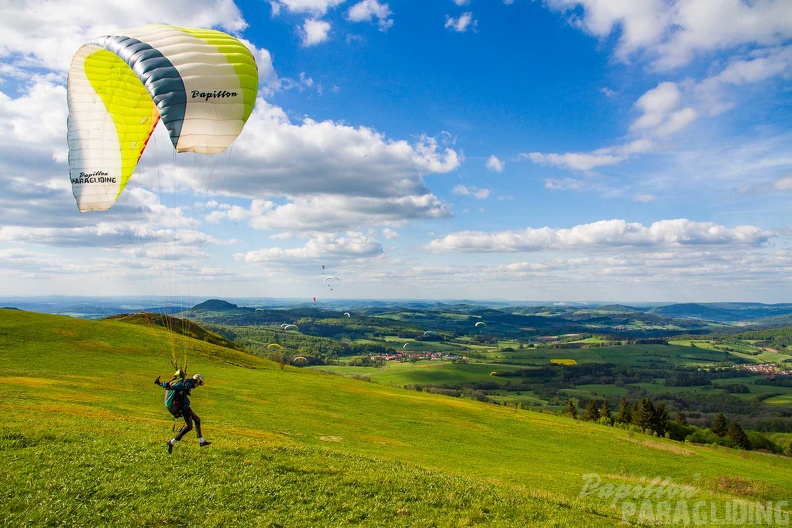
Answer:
[{"left": 67, "top": 24, "right": 258, "bottom": 212}]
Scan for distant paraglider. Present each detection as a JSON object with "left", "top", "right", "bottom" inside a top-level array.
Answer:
[
  {"left": 344, "top": 312, "right": 351, "bottom": 318},
  {"left": 475, "top": 321, "right": 486, "bottom": 327},
  {"left": 281, "top": 324, "right": 298, "bottom": 331},
  {"left": 316, "top": 264, "right": 341, "bottom": 299},
  {"left": 323, "top": 276, "right": 341, "bottom": 292}
]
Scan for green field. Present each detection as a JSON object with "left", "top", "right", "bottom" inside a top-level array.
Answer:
[
  {"left": 566, "top": 384, "right": 631, "bottom": 398},
  {"left": 2, "top": 309, "right": 791, "bottom": 527},
  {"left": 464, "top": 344, "right": 734, "bottom": 368},
  {"left": 765, "top": 394, "right": 792, "bottom": 405},
  {"left": 312, "top": 360, "right": 513, "bottom": 387},
  {"left": 316, "top": 341, "right": 792, "bottom": 414}
]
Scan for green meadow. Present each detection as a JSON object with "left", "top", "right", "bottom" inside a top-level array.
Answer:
[
  {"left": 1, "top": 309, "right": 791, "bottom": 527},
  {"left": 448, "top": 343, "right": 732, "bottom": 368},
  {"left": 313, "top": 361, "right": 511, "bottom": 387},
  {"left": 317, "top": 338, "right": 792, "bottom": 419}
]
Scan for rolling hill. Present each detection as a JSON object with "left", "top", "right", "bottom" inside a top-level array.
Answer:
[
  {"left": 1, "top": 308, "right": 790, "bottom": 527},
  {"left": 647, "top": 303, "right": 792, "bottom": 323}
]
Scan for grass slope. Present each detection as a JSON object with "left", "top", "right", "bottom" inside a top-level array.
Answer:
[
  {"left": 1, "top": 309, "right": 790, "bottom": 527},
  {"left": 106, "top": 312, "right": 243, "bottom": 352}
]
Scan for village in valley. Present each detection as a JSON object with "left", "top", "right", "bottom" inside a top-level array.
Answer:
[{"left": 740, "top": 363, "right": 792, "bottom": 376}]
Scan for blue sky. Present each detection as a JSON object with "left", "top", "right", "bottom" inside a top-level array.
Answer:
[{"left": 0, "top": 0, "right": 790, "bottom": 303}]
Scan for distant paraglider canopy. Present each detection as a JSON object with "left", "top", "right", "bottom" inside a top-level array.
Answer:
[
  {"left": 267, "top": 343, "right": 283, "bottom": 349},
  {"left": 281, "top": 324, "right": 298, "bottom": 331},
  {"left": 344, "top": 312, "right": 351, "bottom": 317},
  {"left": 323, "top": 276, "right": 341, "bottom": 292},
  {"left": 475, "top": 321, "right": 486, "bottom": 327}
]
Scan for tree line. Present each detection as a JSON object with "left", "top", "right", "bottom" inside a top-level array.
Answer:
[{"left": 566, "top": 397, "right": 792, "bottom": 455}]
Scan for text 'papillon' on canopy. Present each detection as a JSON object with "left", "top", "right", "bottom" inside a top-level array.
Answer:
[{"left": 67, "top": 24, "right": 258, "bottom": 212}]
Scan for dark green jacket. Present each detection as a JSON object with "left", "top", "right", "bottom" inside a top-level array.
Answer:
[{"left": 158, "top": 378, "right": 198, "bottom": 409}]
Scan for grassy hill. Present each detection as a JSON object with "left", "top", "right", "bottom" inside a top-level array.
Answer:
[
  {"left": 1, "top": 308, "right": 791, "bottom": 527},
  {"left": 106, "top": 312, "right": 243, "bottom": 352},
  {"left": 648, "top": 303, "right": 792, "bottom": 323}
]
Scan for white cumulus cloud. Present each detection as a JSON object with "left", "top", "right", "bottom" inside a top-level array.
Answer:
[
  {"left": 269, "top": 0, "right": 346, "bottom": 17},
  {"left": 445, "top": 12, "right": 477, "bottom": 32},
  {"left": 348, "top": 0, "right": 394, "bottom": 31},
  {"left": 425, "top": 219, "right": 773, "bottom": 253},
  {"left": 543, "top": 0, "right": 792, "bottom": 70},
  {"left": 630, "top": 82, "right": 698, "bottom": 137},
  {"left": 301, "top": 18, "right": 332, "bottom": 46},
  {"left": 0, "top": 0, "right": 247, "bottom": 73},
  {"left": 235, "top": 232, "right": 384, "bottom": 263},
  {"left": 486, "top": 155, "right": 504, "bottom": 172}
]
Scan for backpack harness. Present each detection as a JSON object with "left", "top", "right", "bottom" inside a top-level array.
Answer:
[{"left": 163, "top": 371, "right": 189, "bottom": 430}]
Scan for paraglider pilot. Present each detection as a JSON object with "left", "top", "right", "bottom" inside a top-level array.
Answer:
[{"left": 155, "top": 373, "right": 211, "bottom": 453}]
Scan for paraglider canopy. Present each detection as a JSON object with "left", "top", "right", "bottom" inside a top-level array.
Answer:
[
  {"left": 67, "top": 24, "right": 258, "bottom": 212},
  {"left": 323, "top": 276, "right": 340, "bottom": 292}
]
